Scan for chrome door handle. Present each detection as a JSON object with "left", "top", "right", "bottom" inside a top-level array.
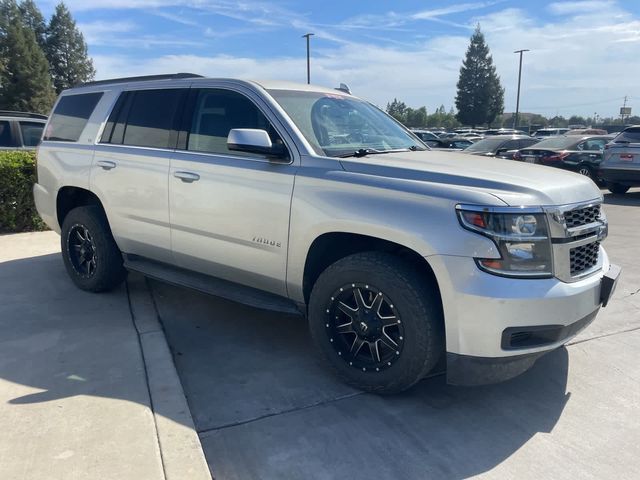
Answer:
[
  {"left": 173, "top": 171, "right": 200, "bottom": 183},
  {"left": 97, "top": 160, "right": 116, "bottom": 170}
]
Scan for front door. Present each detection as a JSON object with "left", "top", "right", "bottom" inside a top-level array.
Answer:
[{"left": 169, "top": 87, "right": 297, "bottom": 297}]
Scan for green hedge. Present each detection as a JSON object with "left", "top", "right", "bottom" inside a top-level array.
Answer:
[{"left": 0, "top": 151, "right": 48, "bottom": 233}]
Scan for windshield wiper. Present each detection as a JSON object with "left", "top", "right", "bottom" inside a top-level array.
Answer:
[{"left": 338, "top": 146, "right": 425, "bottom": 158}]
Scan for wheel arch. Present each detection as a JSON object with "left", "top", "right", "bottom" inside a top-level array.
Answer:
[
  {"left": 301, "top": 232, "right": 443, "bottom": 315},
  {"left": 56, "top": 186, "right": 106, "bottom": 230}
]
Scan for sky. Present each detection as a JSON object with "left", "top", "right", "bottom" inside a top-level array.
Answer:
[{"left": 37, "top": 0, "right": 640, "bottom": 118}]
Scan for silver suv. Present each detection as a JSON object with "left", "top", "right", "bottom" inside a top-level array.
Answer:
[
  {"left": 0, "top": 111, "right": 47, "bottom": 150},
  {"left": 600, "top": 125, "right": 640, "bottom": 194},
  {"left": 34, "top": 74, "right": 620, "bottom": 393}
]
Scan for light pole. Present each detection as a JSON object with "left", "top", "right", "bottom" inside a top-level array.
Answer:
[
  {"left": 513, "top": 49, "right": 529, "bottom": 130},
  {"left": 302, "top": 33, "right": 314, "bottom": 84}
]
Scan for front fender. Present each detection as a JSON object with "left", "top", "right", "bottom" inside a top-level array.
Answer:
[{"left": 286, "top": 168, "right": 501, "bottom": 303}]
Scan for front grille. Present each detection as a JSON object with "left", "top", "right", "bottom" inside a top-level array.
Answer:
[
  {"left": 570, "top": 241, "right": 600, "bottom": 276},
  {"left": 565, "top": 205, "right": 600, "bottom": 229}
]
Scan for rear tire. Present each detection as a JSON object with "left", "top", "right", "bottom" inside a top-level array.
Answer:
[
  {"left": 608, "top": 183, "right": 630, "bottom": 195},
  {"left": 308, "top": 252, "right": 444, "bottom": 394},
  {"left": 61, "top": 206, "right": 126, "bottom": 292}
]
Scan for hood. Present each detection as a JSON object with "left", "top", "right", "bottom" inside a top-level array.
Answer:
[{"left": 339, "top": 150, "right": 602, "bottom": 207}]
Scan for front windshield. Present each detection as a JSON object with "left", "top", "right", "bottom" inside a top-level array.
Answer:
[
  {"left": 530, "top": 136, "right": 577, "bottom": 149},
  {"left": 267, "top": 89, "right": 423, "bottom": 157},
  {"left": 464, "top": 137, "right": 506, "bottom": 153}
]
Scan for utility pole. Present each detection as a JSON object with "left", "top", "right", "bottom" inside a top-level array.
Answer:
[
  {"left": 302, "top": 33, "right": 314, "bottom": 84},
  {"left": 513, "top": 49, "right": 530, "bottom": 130}
]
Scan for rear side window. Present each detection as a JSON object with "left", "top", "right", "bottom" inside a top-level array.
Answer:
[
  {"left": 44, "top": 92, "right": 103, "bottom": 142},
  {"left": 104, "top": 89, "right": 183, "bottom": 149},
  {"left": 615, "top": 127, "right": 640, "bottom": 143},
  {"left": 0, "top": 120, "right": 15, "bottom": 147},
  {"left": 19, "top": 121, "right": 45, "bottom": 147}
]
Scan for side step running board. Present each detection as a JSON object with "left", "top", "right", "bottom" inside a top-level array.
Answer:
[{"left": 123, "top": 254, "right": 303, "bottom": 316}]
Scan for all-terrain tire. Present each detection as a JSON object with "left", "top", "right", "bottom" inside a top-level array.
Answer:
[
  {"left": 308, "top": 252, "right": 444, "bottom": 394},
  {"left": 61, "top": 206, "right": 126, "bottom": 292}
]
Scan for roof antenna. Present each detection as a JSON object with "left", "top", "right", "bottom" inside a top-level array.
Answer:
[{"left": 335, "top": 83, "right": 351, "bottom": 94}]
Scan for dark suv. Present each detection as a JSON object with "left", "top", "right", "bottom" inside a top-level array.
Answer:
[
  {"left": 0, "top": 111, "right": 47, "bottom": 150},
  {"left": 599, "top": 126, "right": 640, "bottom": 194}
]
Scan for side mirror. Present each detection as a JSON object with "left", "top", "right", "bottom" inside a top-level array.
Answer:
[{"left": 227, "top": 129, "right": 288, "bottom": 160}]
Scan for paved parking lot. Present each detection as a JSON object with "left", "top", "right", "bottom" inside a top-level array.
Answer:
[{"left": 151, "top": 189, "right": 640, "bottom": 479}]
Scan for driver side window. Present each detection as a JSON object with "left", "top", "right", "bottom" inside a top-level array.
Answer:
[{"left": 187, "top": 89, "right": 285, "bottom": 158}]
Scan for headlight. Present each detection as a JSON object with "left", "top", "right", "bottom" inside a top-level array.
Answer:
[{"left": 456, "top": 205, "right": 553, "bottom": 278}]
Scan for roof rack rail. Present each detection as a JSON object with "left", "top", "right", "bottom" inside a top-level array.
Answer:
[
  {"left": 0, "top": 110, "right": 48, "bottom": 120},
  {"left": 76, "top": 73, "right": 204, "bottom": 88}
]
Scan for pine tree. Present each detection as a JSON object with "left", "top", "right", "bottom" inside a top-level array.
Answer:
[
  {"left": 46, "top": 2, "right": 95, "bottom": 93},
  {"left": 19, "top": 0, "right": 46, "bottom": 49},
  {"left": 455, "top": 25, "right": 504, "bottom": 127},
  {"left": 0, "top": 0, "right": 56, "bottom": 113},
  {"left": 386, "top": 98, "right": 408, "bottom": 123}
]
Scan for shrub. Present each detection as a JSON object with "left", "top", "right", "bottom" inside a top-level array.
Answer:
[{"left": 0, "top": 151, "right": 48, "bottom": 233}]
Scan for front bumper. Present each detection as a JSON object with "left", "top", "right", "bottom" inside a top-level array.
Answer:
[{"left": 427, "top": 252, "right": 620, "bottom": 385}]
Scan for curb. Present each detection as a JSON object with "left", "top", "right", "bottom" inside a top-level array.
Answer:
[{"left": 127, "top": 273, "right": 212, "bottom": 480}]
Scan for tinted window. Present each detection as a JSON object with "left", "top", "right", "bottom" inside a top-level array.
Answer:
[
  {"left": 465, "top": 137, "right": 508, "bottom": 153},
  {"left": 123, "top": 89, "right": 183, "bottom": 149},
  {"left": 187, "top": 89, "right": 283, "bottom": 157},
  {"left": 502, "top": 140, "right": 520, "bottom": 150},
  {"left": 19, "top": 121, "right": 45, "bottom": 147},
  {"left": 44, "top": 92, "right": 103, "bottom": 142},
  {"left": 615, "top": 127, "right": 640, "bottom": 143},
  {"left": 581, "top": 139, "right": 606, "bottom": 151},
  {"left": 519, "top": 139, "right": 538, "bottom": 148},
  {"left": 0, "top": 121, "right": 15, "bottom": 147}
]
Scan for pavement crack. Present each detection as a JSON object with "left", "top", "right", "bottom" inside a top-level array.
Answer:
[
  {"left": 567, "top": 324, "right": 640, "bottom": 347},
  {"left": 197, "top": 391, "right": 366, "bottom": 438}
]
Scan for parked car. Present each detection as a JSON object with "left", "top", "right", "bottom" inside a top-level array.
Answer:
[
  {"left": 566, "top": 128, "right": 608, "bottom": 136},
  {"left": 484, "top": 128, "right": 526, "bottom": 136},
  {"left": 34, "top": 74, "right": 619, "bottom": 393},
  {"left": 411, "top": 129, "right": 440, "bottom": 142},
  {"left": 599, "top": 125, "right": 640, "bottom": 194},
  {"left": 0, "top": 111, "right": 47, "bottom": 149},
  {"left": 533, "top": 128, "right": 570, "bottom": 139},
  {"left": 463, "top": 135, "right": 538, "bottom": 158},
  {"left": 513, "top": 135, "right": 612, "bottom": 181},
  {"left": 423, "top": 137, "right": 474, "bottom": 150}
]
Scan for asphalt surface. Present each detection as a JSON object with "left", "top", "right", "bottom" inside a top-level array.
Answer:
[{"left": 151, "top": 188, "right": 640, "bottom": 480}]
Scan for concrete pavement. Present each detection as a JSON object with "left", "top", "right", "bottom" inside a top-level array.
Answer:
[
  {"left": 0, "top": 232, "right": 210, "bottom": 480},
  {"left": 152, "top": 188, "right": 640, "bottom": 479}
]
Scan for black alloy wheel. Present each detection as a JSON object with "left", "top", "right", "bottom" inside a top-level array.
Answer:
[
  {"left": 308, "top": 252, "right": 443, "bottom": 393},
  {"left": 325, "top": 283, "right": 404, "bottom": 373},
  {"left": 67, "top": 224, "right": 98, "bottom": 278},
  {"left": 61, "top": 205, "right": 126, "bottom": 292}
]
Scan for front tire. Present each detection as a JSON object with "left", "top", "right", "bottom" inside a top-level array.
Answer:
[
  {"left": 608, "top": 183, "right": 630, "bottom": 195},
  {"left": 61, "top": 206, "right": 126, "bottom": 292},
  {"left": 308, "top": 252, "right": 444, "bottom": 394}
]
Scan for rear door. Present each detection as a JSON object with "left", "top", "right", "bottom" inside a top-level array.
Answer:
[{"left": 91, "top": 87, "right": 186, "bottom": 263}]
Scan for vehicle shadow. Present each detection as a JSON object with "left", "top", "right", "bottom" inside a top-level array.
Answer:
[
  {"left": 602, "top": 189, "right": 640, "bottom": 206},
  {"left": 0, "top": 252, "right": 157, "bottom": 412},
  {"left": 150, "top": 280, "right": 571, "bottom": 480}
]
